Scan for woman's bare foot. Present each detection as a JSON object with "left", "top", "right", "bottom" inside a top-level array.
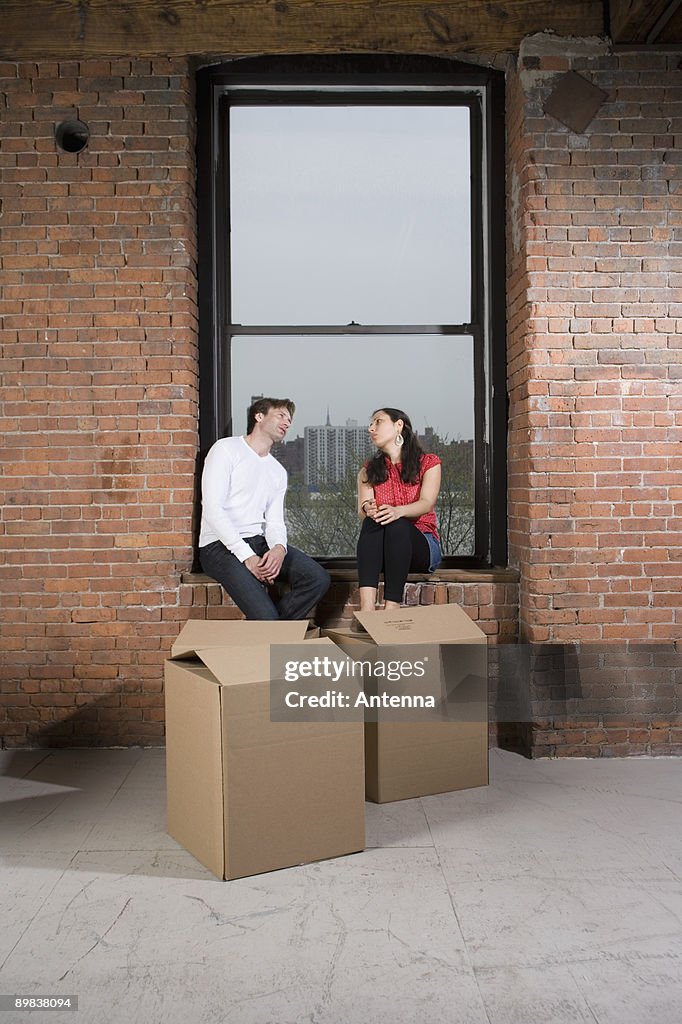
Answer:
[{"left": 358, "top": 586, "right": 378, "bottom": 613}]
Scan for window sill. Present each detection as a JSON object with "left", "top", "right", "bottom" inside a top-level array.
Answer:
[{"left": 182, "top": 567, "right": 519, "bottom": 586}]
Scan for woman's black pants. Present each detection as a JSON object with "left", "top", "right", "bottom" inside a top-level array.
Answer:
[{"left": 356, "top": 517, "right": 430, "bottom": 604}]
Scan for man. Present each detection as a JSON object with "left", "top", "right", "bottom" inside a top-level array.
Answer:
[{"left": 198, "top": 397, "right": 330, "bottom": 620}]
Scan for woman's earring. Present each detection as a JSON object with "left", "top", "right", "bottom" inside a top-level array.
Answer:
[{"left": 395, "top": 432, "right": 404, "bottom": 447}]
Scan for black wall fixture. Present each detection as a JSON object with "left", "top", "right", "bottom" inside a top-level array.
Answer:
[
  {"left": 543, "top": 71, "right": 608, "bottom": 133},
  {"left": 55, "top": 118, "right": 90, "bottom": 153}
]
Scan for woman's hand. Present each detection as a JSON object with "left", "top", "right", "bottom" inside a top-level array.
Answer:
[
  {"left": 361, "top": 498, "right": 379, "bottom": 520},
  {"left": 374, "top": 504, "right": 403, "bottom": 525},
  {"left": 357, "top": 469, "right": 377, "bottom": 519}
]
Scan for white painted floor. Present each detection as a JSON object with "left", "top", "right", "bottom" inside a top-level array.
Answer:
[{"left": 1, "top": 747, "right": 681, "bottom": 1024}]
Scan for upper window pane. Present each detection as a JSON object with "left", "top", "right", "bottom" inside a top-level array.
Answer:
[{"left": 229, "top": 105, "right": 471, "bottom": 326}]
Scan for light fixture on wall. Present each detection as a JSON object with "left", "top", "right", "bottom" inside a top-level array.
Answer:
[
  {"left": 55, "top": 118, "right": 90, "bottom": 154},
  {"left": 543, "top": 71, "right": 608, "bottom": 132}
]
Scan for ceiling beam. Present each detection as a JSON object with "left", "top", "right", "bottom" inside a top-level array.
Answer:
[
  {"left": 609, "top": 0, "right": 682, "bottom": 42},
  {"left": 0, "top": 0, "right": 605, "bottom": 60}
]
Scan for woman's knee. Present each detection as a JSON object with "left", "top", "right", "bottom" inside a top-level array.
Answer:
[{"left": 384, "top": 518, "right": 412, "bottom": 538}]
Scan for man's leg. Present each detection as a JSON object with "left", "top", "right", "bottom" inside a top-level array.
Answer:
[
  {"left": 199, "top": 540, "right": 279, "bottom": 620},
  {"left": 275, "top": 546, "right": 331, "bottom": 621}
]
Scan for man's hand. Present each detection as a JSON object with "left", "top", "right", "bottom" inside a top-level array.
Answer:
[
  {"left": 374, "top": 504, "right": 403, "bottom": 525},
  {"left": 257, "top": 544, "right": 286, "bottom": 582},
  {"left": 244, "top": 554, "right": 264, "bottom": 579}
]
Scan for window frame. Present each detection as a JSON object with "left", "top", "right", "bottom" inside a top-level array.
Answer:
[{"left": 196, "top": 55, "right": 507, "bottom": 568}]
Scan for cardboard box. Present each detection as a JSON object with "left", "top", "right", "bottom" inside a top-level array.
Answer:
[
  {"left": 324, "top": 604, "right": 488, "bottom": 803},
  {"left": 165, "top": 620, "right": 365, "bottom": 879}
]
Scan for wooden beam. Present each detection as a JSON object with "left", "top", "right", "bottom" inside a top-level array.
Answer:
[
  {"left": 0, "top": 0, "right": 604, "bottom": 60},
  {"left": 656, "top": 3, "right": 682, "bottom": 41},
  {"left": 609, "top": 0, "right": 681, "bottom": 42}
]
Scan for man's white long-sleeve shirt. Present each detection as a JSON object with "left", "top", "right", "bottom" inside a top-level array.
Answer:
[{"left": 198, "top": 436, "right": 288, "bottom": 562}]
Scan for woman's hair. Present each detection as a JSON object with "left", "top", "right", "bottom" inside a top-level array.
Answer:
[{"left": 365, "top": 407, "right": 424, "bottom": 485}]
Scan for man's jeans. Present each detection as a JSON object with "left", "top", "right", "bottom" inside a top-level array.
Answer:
[{"left": 199, "top": 536, "right": 330, "bottom": 621}]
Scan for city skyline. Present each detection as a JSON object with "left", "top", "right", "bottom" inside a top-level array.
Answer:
[
  {"left": 270, "top": 412, "right": 474, "bottom": 492},
  {"left": 276, "top": 416, "right": 474, "bottom": 444}
]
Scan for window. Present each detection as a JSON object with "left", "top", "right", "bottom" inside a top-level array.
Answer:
[{"left": 197, "top": 56, "right": 506, "bottom": 567}]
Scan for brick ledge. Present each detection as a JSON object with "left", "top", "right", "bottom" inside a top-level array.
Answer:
[{"left": 182, "top": 567, "right": 519, "bottom": 585}]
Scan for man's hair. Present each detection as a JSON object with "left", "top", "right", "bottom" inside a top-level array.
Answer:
[{"left": 246, "top": 397, "right": 296, "bottom": 434}]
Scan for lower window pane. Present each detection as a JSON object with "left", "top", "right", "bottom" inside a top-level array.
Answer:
[{"left": 231, "top": 335, "right": 475, "bottom": 558}]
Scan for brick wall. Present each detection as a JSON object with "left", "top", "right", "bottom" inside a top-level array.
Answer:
[
  {"left": 0, "top": 55, "right": 523, "bottom": 751},
  {"left": 0, "top": 59, "right": 198, "bottom": 745},
  {"left": 508, "top": 37, "right": 682, "bottom": 645},
  {"left": 506, "top": 36, "right": 682, "bottom": 754},
  {"left": 2, "top": 42, "right": 681, "bottom": 754}
]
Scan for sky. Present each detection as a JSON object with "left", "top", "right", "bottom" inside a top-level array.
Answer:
[
  {"left": 231, "top": 334, "right": 474, "bottom": 440},
  {"left": 228, "top": 104, "right": 474, "bottom": 440}
]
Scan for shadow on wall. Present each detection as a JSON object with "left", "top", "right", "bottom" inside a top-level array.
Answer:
[
  {"left": 492, "top": 641, "right": 682, "bottom": 756},
  {"left": 5, "top": 694, "right": 166, "bottom": 749}
]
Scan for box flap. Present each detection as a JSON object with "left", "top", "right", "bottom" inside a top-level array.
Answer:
[
  {"left": 171, "top": 618, "right": 309, "bottom": 658},
  {"left": 195, "top": 636, "right": 340, "bottom": 686},
  {"left": 354, "top": 604, "right": 485, "bottom": 644},
  {"left": 196, "top": 645, "right": 272, "bottom": 685}
]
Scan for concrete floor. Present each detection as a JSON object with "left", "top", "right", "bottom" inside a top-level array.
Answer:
[{"left": 0, "top": 748, "right": 681, "bottom": 1024}]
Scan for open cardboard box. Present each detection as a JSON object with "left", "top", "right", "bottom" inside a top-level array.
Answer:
[
  {"left": 165, "top": 619, "right": 365, "bottom": 880},
  {"left": 324, "top": 604, "right": 488, "bottom": 803}
]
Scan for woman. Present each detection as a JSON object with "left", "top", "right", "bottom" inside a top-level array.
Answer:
[{"left": 356, "top": 407, "right": 442, "bottom": 613}]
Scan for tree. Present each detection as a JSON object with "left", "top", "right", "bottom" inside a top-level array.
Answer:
[
  {"left": 426, "top": 437, "right": 475, "bottom": 556},
  {"left": 285, "top": 467, "right": 361, "bottom": 557}
]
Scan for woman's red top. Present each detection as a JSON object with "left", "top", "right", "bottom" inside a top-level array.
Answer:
[{"left": 370, "top": 452, "right": 441, "bottom": 539}]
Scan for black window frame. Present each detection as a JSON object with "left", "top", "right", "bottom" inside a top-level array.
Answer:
[{"left": 196, "top": 54, "right": 507, "bottom": 569}]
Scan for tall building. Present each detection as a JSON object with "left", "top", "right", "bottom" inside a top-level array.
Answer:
[
  {"left": 304, "top": 412, "right": 374, "bottom": 489},
  {"left": 273, "top": 434, "right": 304, "bottom": 477}
]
